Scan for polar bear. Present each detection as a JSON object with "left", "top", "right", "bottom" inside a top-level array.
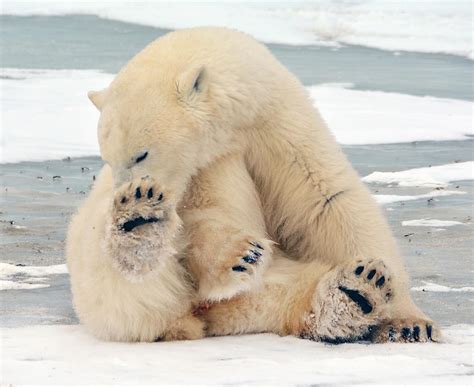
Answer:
[{"left": 67, "top": 26, "right": 439, "bottom": 343}]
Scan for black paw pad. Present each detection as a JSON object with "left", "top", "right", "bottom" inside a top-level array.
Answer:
[
  {"left": 388, "top": 327, "right": 397, "bottom": 342},
  {"left": 157, "top": 192, "right": 164, "bottom": 202},
  {"left": 338, "top": 286, "right": 373, "bottom": 314},
  {"left": 401, "top": 327, "right": 412, "bottom": 340},
  {"left": 120, "top": 196, "right": 127, "bottom": 204},
  {"left": 135, "top": 187, "right": 142, "bottom": 199},
  {"left": 426, "top": 324, "right": 433, "bottom": 340},
  {"left": 367, "top": 269, "right": 376, "bottom": 280},
  {"left": 413, "top": 326, "right": 421, "bottom": 341},
  {"left": 147, "top": 188, "right": 153, "bottom": 199},
  {"left": 232, "top": 265, "right": 247, "bottom": 272},
  {"left": 375, "top": 276, "right": 385, "bottom": 287},
  {"left": 120, "top": 216, "right": 159, "bottom": 232},
  {"left": 355, "top": 266, "right": 364, "bottom": 276}
]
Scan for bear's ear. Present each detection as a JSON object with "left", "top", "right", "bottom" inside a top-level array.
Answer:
[
  {"left": 88, "top": 89, "right": 107, "bottom": 111},
  {"left": 176, "top": 65, "right": 208, "bottom": 101}
]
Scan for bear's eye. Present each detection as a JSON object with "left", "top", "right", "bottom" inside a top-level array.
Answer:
[{"left": 135, "top": 151, "right": 148, "bottom": 164}]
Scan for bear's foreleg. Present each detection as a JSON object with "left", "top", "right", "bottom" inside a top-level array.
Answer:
[
  {"left": 67, "top": 167, "right": 204, "bottom": 342},
  {"left": 181, "top": 153, "right": 273, "bottom": 302}
]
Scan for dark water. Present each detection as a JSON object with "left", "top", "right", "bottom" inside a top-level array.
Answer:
[{"left": 1, "top": 14, "right": 472, "bottom": 100}]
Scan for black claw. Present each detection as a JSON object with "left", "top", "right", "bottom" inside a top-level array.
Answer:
[
  {"left": 147, "top": 188, "right": 153, "bottom": 199},
  {"left": 338, "top": 286, "right": 373, "bottom": 314},
  {"left": 426, "top": 324, "right": 433, "bottom": 340},
  {"left": 232, "top": 265, "right": 247, "bottom": 272},
  {"left": 157, "top": 192, "right": 163, "bottom": 201},
  {"left": 367, "top": 269, "right": 376, "bottom": 280},
  {"left": 251, "top": 249, "right": 262, "bottom": 257},
  {"left": 355, "top": 266, "right": 364, "bottom": 275},
  {"left": 250, "top": 241, "right": 264, "bottom": 250},
  {"left": 401, "top": 327, "right": 412, "bottom": 340},
  {"left": 135, "top": 187, "right": 142, "bottom": 199},
  {"left": 120, "top": 196, "right": 127, "bottom": 204},
  {"left": 375, "top": 276, "right": 385, "bottom": 287},
  {"left": 413, "top": 326, "right": 420, "bottom": 341}
]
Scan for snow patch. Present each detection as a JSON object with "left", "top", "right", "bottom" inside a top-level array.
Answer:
[
  {"left": 310, "top": 86, "right": 474, "bottom": 145},
  {"left": 1, "top": 1, "right": 472, "bottom": 59},
  {"left": 402, "top": 219, "right": 464, "bottom": 227},
  {"left": 1, "top": 324, "right": 472, "bottom": 385},
  {"left": 0, "top": 262, "right": 68, "bottom": 291},
  {"left": 412, "top": 281, "right": 474, "bottom": 293},
  {"left": 363, "top": 162, "right": 474, "bottom": 187},
  {"left": 373, "top": 190, "right": 466, "bottom": 205}
]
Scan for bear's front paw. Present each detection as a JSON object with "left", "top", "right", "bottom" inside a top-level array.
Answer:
[
  {"left": 106, "top": 177, "right": 182, "bottom": 280},
  {"left": 198, "top": 236, "right": 271, "bottom": 302}
]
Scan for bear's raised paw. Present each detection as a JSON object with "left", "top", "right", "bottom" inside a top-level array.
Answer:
[{"left": 106, "top": 176, "right": 182, "bottom": 280}]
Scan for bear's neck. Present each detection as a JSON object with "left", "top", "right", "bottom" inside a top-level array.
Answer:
[{"left": 244, "top": 97, "right": 356, "bottom": 260}]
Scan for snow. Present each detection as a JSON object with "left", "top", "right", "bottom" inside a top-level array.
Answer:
[
  {"left": 363, "top": 162, "right": 474, "bottom": 188},
  {"left": 373, "top": 189, "right": 466, "bottom": 205},
  {"left": 402, "top": 219, "right": 464, "bottom": 227},
  {"left": 0, "top": 280, "right": 48, "bottom": 290},
  {"left": 412, "top": 281, "right": 474, "bottom": 293},
  {"left": 2, "top": 69, "right": 472, "bottom": 163},
  {"left": 1, "top": 69, "right": 112, "bottom": 163},
  {"left": 310, "top": 85, "right": 473, "bottom": 145},
  {"left": 0, "top": 262, "right": 68, "bottom": 290},
  {"left": 1, "top": 324, "right": 472, "bottom": 385},
  {"left": 1, "top": 0, "right": 472, "bottom": 59}
]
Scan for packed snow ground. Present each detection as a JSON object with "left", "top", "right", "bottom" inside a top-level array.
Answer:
[
  {"left": 2, "top": 324, "right": 472, "bottom": 385},
  {"left": 2, "top": 0, "right": 472, "bottom": 59},
  {"left": 1, "top": 69, "right": 473, "bottom": 163}
]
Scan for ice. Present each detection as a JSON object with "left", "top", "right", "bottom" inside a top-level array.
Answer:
[
  {"left": 1, "top": 324, "right": 472, "bottom": 384},
  {"left": 402, "top": 219, "right": 465, "bottom": 227},
  {"left": 1, "top": 1, "right": 472, "bottom": 59},
  {"left": 373, "top": 190, "right": 467, "bottom": 205},
  {"left": 0, "top": 262, "right": 67, "bottom": 290},
  {"left": 0, "top": 280, "right": 49, "bottom": 290},
  {"left": 2, "top": 69, "right": 472, "bottom": 163},
  {"left": 412, "top": 281, "right": 474, "bottom": 293},
  {"left": 310, "top": 85, "right": 473, "bottom": 145},
  {"left": 363, "top": 162, "right": 474, "bottom": 188}
]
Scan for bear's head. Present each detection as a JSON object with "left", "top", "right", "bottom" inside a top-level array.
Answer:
[{"left": 88, "top": 28, "right": 275, "bottom": 198}]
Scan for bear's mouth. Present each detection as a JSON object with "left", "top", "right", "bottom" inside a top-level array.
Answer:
[{"left": 120, "top": 216, "right": 160, "bottom": 232}]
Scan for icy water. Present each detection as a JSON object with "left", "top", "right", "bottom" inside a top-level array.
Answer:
[{"left": 0, "top": 15, "right": 473, "bottom": 332}]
